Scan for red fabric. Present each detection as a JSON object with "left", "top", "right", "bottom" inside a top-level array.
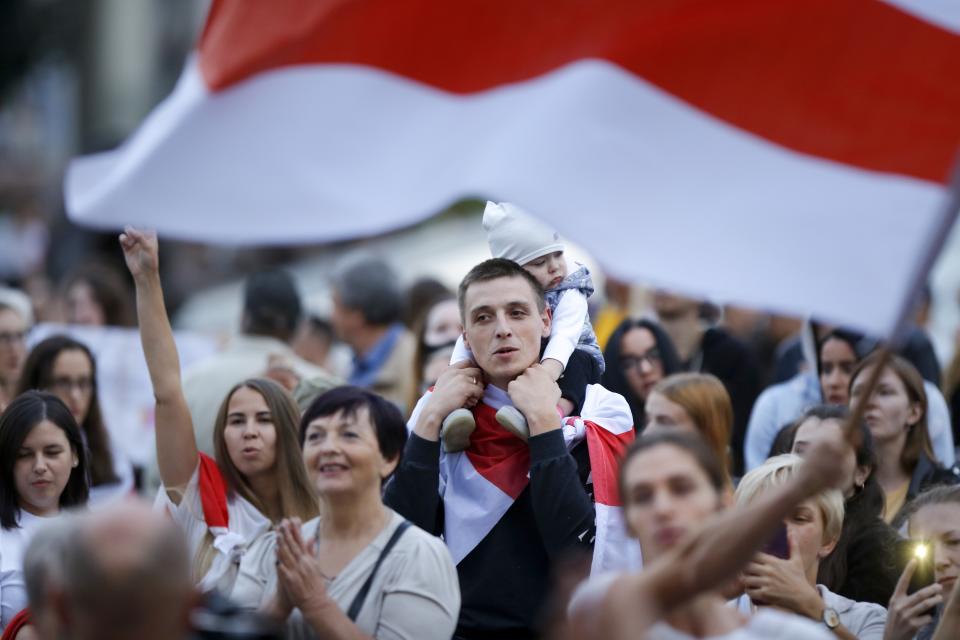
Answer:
[
  {"left": 465, "top": 403, "right": 530, "bottom": 500},
  {"left": 197, "top": 0, "right": 960, "bottom": 184},
  {"left": 584, "top": 420, "right": 634, "bottom": 506},
  {"left": 197, "top": 452, "right": 229, "bottom": 529},
  {"left": 1, "top": 609, "right": 30, "bottom": 640}
]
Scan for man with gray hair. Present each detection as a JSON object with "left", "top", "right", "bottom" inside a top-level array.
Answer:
[
  {"left": 25, "top": 501, "right": 196, "bottom": 640},
  {"left": 330, "top": 253, "right": 415, "bottom": 413}
]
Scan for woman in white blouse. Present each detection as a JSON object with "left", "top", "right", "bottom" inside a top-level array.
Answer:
[
  {"left": 121, "top": 228, "right": 319, "bottom": 604},
  {"left": 0, "top": 391, "right": 89, "bottom": 631}
]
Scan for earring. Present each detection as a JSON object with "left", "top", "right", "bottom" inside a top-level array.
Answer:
[{"left": 72, "top": 460, "right": 79, "bottom": 468}]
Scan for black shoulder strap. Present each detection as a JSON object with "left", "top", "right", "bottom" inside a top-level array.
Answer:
[{"left": 346, "top": 520, "right": 412, "bottom": 621}]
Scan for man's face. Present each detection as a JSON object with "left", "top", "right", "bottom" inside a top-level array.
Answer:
[{"left": 462, "top": 276, "right": 550, "bottom": 388}]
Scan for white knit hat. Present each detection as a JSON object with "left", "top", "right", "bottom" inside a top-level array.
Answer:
[{"left": 482, "top": 201, "right": 564, "bottom": 265}]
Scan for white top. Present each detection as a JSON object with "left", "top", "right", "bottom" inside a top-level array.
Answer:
[
  {"left": 156, "top": 459, "right": 273, "bottom": 607},
  {"left": 88, "top": 439, "right": 136, "bottom": 507},
  {"left": 0, "top": 511, "right": 59, "bottom": 630},
  {"left": 731, "top": 586, "right": 887, "bottom": 640},
  {"left": 647, "top": 608, "right": 832, "bottom": 640},
  {"left": 450, "top": 286, "right": 589, "bottom": 371}
]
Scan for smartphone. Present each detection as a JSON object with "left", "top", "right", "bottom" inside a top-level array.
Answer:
[
  {"left": 908, "top": 542, "right": 936, "bottom": 595},
  {"left": 762, "top": 523, "right": 790, "bottom": 559}
]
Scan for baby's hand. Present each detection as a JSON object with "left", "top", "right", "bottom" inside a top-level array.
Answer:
[{"left": 540, "top": 358, "right": 564, "bottom": 382}]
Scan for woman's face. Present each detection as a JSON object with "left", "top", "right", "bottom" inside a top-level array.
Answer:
[
  {"left": 222, "top": 387, "right": 278, "bottom": 479},
  {"left": 819, "top": 338, "right": 858, "bottom": 405},
  {"left": 14, "top": 419, "right": 78, "bottom": 517},
  {"left": 644, "top": 391, "right": 697, "bottom": 436},
  {"left": 65, "top": 280, "right": 106, "bottom": 326},
  {"left": 622, "top": 444, "right": 721, "bottom": 561},
  {"left": 423, "top": 299, "right": 462, "bottom": 348},
  {"left": 302, "top": 406, "right": 397, "bottom": 497},
  {"left": 785, "top": 498, "right": 837, "bottom": 582},
  {"left": 48, "top": 349, "right": 95, "bottom": 425},
  {"left": 0, "top": 308, "right": 27, "bottom": 384},
  {"left": 620, "top": 327, "right": 665, "bottom": 402},
  {"left": 791, "top": 417, "right": 866, "bottom": 498},
  {"left": 909, "top": 503, "right": 960, "bottom": 598},
  {"left": 850, "top": 367, "right": 921, "bottom": 446},
  {"left": 421, "top": 345, "right": 454, "bottom": 393}
]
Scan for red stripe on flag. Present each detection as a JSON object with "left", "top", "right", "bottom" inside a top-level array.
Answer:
[
  {"left": 465, "top": 403, "right": 530, "bottom": 501},
  {"left": 584, "top": 420, "right": 634, "bottom": 507},
  {"left": 198, "top": 452, "right": 230, "bottom": 529},
  {"left": 198, "top": 0, "right": 960, "bottom": 184}
]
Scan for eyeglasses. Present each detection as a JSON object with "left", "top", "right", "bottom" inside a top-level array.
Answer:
[
  {"left": 621, "top": 348, "right": 662, "bottom": 372},
  {"left": 49, "top": 377, "right": 94, "bottom": 395},
  {"left": 0, "top": 331, "right": 25, "bottom": 346}
]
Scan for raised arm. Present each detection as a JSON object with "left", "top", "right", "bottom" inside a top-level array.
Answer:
[{"left": 120, "top": 228, "right": 198, "bottom": 495}]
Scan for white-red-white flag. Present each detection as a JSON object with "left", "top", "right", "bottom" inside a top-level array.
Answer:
[{"left": 66, "top": 0, "right": 960, "bottom": 336}]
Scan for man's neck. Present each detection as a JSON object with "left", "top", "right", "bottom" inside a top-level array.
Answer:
[
  {"left": 660, "top": 314, "right": 704, "bottom": 363},
  {"left": 351, "top": 324, "right": 391, "bottom": 358}
]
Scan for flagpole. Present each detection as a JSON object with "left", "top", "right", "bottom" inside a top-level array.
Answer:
[{"left": 843, "top": 156, "right": 960, "bottom": 442}]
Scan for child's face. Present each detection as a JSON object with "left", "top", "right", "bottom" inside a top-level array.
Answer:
[{"left": 523, "top": 251, "right": 566, "bottom": 290}]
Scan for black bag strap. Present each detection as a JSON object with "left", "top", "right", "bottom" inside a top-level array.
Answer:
[{"left": 346, "top": 520, "right": 411, "bottom": 621}]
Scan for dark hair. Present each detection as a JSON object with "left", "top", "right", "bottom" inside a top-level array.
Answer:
[
  {"left": 901, "top": 485, "right": 960, "bottom": 531},
  {"left": 410, "top": 293, "right": 458, "bottom": 408},
  {"left": 851, "top": 353, "right": 935, "bottom": 473},
  {"left": 61, "top": 262, "right": 135, "bottom": 327},
  {"left": 299, "top": 386, "right": 407, "bottom": 479},
  {"left": 16, "top": 336, "right": 118, "bottom": 486},
  {"left": 816, "top": 328, "right": 865, "bottom": 377},
  {"left": 242, "top": 269, "right": 302, "bottom": 342},
  {"left": 403, "top": 277, "right": 452, "bottom": 330},
  {"left": 213, "top": 379, "right": 318, "bottom": 523},
  {"left": 601, "top": 318, "right": 683, "bottom": 429},
  {"left": 619, "top": 431, "right": 726, "bottom": 501},
  {"left": 0, "top": 391, "right": 89, "bottom": 529},
  {"left": 457, "top": 258, "right": 545, "bottom": 320},
  {"left": 773, "top": 404, "right": 890, "bottom": 592},
  {"left": 332, "top": 255, "right": 403, "bottom": 326}
]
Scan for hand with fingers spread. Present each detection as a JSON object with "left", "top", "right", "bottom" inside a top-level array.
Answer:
[
  {"left": 275, "top": 518, "right": 336, "bottom": 620},
  {"left": 414, "top": 361, "right": 484, "bottom": 441},
  {"left": 119, "top": 227, "right": 159, "bottom": 282},
  {"left": 884, "top": 559, "right": 943, "bottom": 640},
  {"left": 742, "top": 532, "right": 825, "bottom": 620}
]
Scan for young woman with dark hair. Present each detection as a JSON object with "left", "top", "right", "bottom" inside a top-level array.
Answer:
[
  {"left": 16, "top": 335, "right": 134, "bottom": 505},
  {"left": 601, "top": 318, "right": 682, "bottom": 431},
  {"left": 0, "top": 391, "right": 89, "bottom": 629},
  {"left": 121, "top": 228, "right": 318, "bottom": 607}
]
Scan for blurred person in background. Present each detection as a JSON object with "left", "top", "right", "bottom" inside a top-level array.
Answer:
[
  {"left": 0, "top": 288, "right": 31, "bottom": 412},
  {"left": 601, "top": 318, "right": 682, "bottom": 431},
  {"left": 292, "top": 314, "right": 340, "bottom": 374},
  {"left": 401, "top": 276, "right": 451, "bottom": 331},
  {"left": 410, "top": 293, "right": 461, "bottom": 406},
  {"left": 18, "top": 514, "right": 73, "bottom": 640},
  {"left": 850, "top": 354, "right": 960, "bottom": 525},
  {"left": 330, "top": 254, "right": 414, "bottom": 415},
  {"left": 60, "top": 262, "right": 135, "bottom": 327},
  {"left": 733, "top": 454, "right": 888, "bottom": 639},
  {"left": 772, "top": 406, "right": 903, "bottom": 606},
  {"left": 0, "top": 392, "right": 89, "bottom": 631},
  {"left": 653, "top": 291, "right": 762, "bottom": 476},
  {"left": 16, "top": 335, "right": 134, "bottom": 505},
  {"left": 593, "top": 275, "right": 631, "bottom": 351},
  {"left": 643, "top": 372, "right": 734, "bottom": 485},
  {"left": 122, "top": 229, "right": 319, "bottom": 606},
  {"left": 183, "top": 268, "right": 339, "bottom": 457}
]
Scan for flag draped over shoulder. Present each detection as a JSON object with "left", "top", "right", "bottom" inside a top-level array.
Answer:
[{"left": 66, "top": 0, "right": 960, "bottom": 336}]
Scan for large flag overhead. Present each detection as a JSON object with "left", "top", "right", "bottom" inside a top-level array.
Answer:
[{"left": 67, "top": 0, "right": 960, "bottom": 337}]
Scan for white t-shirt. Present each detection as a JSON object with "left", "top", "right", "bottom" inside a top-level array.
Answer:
[
  {"left": 647, "top": 608, "right": 832, "bottom": 640},
  {"left": 0, "top": 511, "right": 59, "bottom": 630},
  {"left": 156, "top": 457, "right": 273, "bottom": 607}
]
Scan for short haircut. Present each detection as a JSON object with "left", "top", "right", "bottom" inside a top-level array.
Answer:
[
  {"left": 619, "top": 431, "right": 726, "bottom": 501},
  {"left": 0, "top": 391, "right": 89, "bottom": 529},
  {"left": 243, "top": 269, "right": 303, "bottom": 341},
  {"left": 735, "top": 454, "right": 845, "bottom": 544},
  {"left": 456, "top": 258, "right": 545, "bottom": 321},
  {"left": 901, "top": 485, "right": 960, "bottom": 532},
  {"left": 24, "top": 513, "right": 75, "bottom": 614},
  {"left": 299, "top": 386, "right": 407, "bottom": 474},
  {"left": 331, "top": 254, "right": 402, "bottom": 326}
]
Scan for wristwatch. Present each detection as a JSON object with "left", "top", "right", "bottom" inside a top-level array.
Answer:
[{"left": 822, "top": 607, "right": 841, "bottom": 630}]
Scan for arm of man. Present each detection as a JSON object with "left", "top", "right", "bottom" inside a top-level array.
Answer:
[
  {"left": 509, "top": 365, "right": 594, "bottom": 558},
  {"left": 541, "top": 289, "right": 588, "bottom": 377}
]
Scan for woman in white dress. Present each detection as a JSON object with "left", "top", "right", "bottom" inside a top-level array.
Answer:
[
  {"left": 0, "top": 391, "right": 89, "bottom": 631},
  {"left": 121, "top": 228, "right": 319, "bottom": 605}
]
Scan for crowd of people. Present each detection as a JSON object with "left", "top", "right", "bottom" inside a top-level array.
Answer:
[{"left": 1, "top": 201, "right": 960, "bottom": 639}]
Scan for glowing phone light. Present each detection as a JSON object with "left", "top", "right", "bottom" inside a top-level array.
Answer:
[{"left": 914, "top": 543, "right": 929, "bottom": 560}]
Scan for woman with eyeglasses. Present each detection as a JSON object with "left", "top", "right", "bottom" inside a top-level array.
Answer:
[
  {"left": 16, "top": 335, "right": 134, "bottom": 506},
  {"left": 601, "top": 318, "right": 682, "bottom": 432}
]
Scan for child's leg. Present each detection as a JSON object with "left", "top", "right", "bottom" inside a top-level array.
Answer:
[{"left": 556, "top": 350, "right": 602, "bottom": 417}]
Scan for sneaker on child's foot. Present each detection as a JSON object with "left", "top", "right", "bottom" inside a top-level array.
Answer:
[
  {"left": 441, "top": 408, "right": 476, "bottom": 453},
  {"left": 496, "top": 406, "right": 529, "bottom": 442}
]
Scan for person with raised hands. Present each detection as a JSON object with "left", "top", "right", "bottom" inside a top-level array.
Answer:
[{"left": 119, "top": 228, "right": 318, "bottom": 605}]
